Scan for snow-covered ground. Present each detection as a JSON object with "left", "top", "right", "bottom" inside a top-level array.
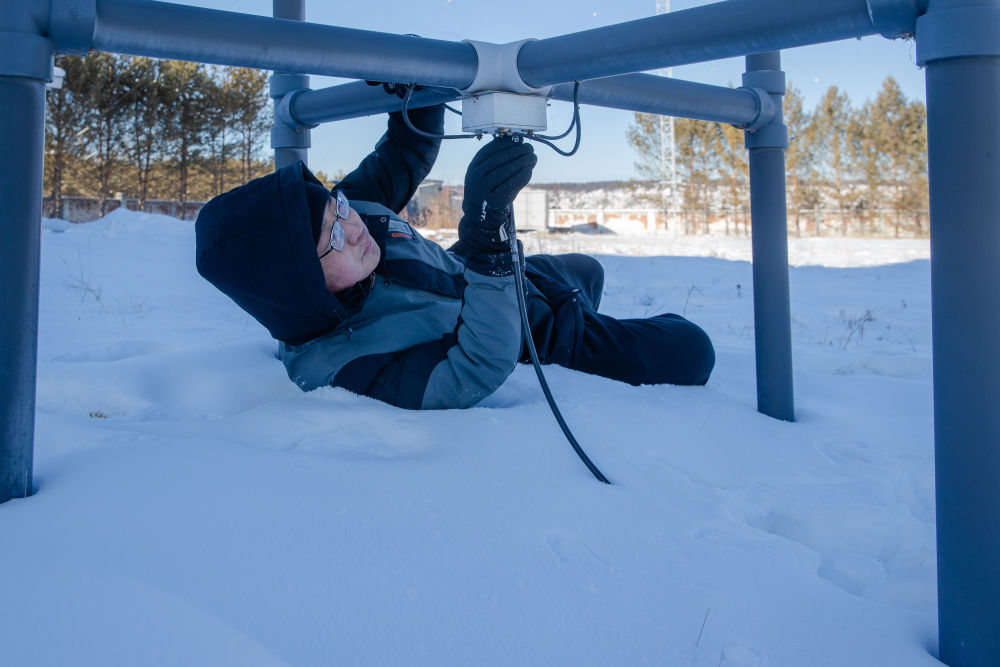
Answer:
[{"left": 2, "top": 210, "right": 939, "bottom": 666}]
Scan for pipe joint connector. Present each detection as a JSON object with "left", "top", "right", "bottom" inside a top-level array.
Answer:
[
  {"left": 739, "top": 66, "right": 785, "bottom": 146},
  {"left": 744, "top": 122, "right": 788, "bottom": 150},
  {"left": 867, "top": 0, "right": 926, "bottom": 39},
  {"left": 741, "top": 68, "right": 785, "bottom": 95},
  {"left": 735, "top": 86, "right": 779, "bottom": 132},
  {"left": 270, "top": 122, "right": 311, "bottom": 150},
  {"left": 48, "top": 0, "right": 96, "bottom": 54},
  {"left": 916, "top": 4, "right": 1000, "bottom": 66},
  {"left": 0, "top": 32, "right": 53, "bottom": 81},
  {"left": 275, "top": 88, "right": 318, "bottom": 130},
  {"left": 458, "top": 39, "right": 551, "bottom": 96},
  {"left": 270, "top": 72, "right": 310, "bottom": 99}
]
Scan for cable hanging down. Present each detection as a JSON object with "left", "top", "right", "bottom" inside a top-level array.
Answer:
[
  {"left": 402, "top": 81, "right": 606, "bottom": 482},
  {"left": 506, "top": 213, "right": 611, "bottom": 484},
  {"left": 400, "top": 82, "right": 583, "bottom": 157}
]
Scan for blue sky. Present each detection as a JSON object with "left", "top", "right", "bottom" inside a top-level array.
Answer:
[{"left": 174, "top": 0, "right": 927, "bottom": 183}]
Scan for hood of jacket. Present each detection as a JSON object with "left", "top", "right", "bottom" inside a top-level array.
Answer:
[{"left": 195, "top": 162, "right": 351, "bottom": 345}]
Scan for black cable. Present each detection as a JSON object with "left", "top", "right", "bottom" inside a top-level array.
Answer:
[
  {"left": 506, "top": 213, "right": 611, "bottom": 484},
  {"left": 535, "top": 81, "right": 580, "bottom": 141},
  {"left": 401, "top": 85, "right": 481, "bottom": 140},
  {"left": 398, "top": 85, "right": 602, "bottom": 480},
  {"left": 443, "top": 103, "right": 463, "bottom": 116},
  {"left": 500, "top": 82, "right": 583, "bottom": 156},
  {"left": 516, "top": 120, "right": 582, "bottom": 157},
  {"left": 400, "top": 83, "right": 584, "bottom": 157}
]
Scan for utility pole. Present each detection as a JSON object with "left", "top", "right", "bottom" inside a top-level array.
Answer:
[{"left": 656, "top": 0, "right": 678, "bottom": 231}]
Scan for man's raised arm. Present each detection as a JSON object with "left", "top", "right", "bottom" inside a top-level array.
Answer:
[
  {"left": 303, "top": 137, "right": 538, "bottom": 409},
  {"left": 335, "top": 100, "right": 445, "bottom": 214}
]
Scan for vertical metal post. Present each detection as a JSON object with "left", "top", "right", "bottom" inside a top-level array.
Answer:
[
  {"left": 0, "top": 31, "right": 52, "bottom": 503},
  {"left": 271, "top": 0, "right": 310, "bottom": 170},
  {"left": 917, "top": 3, "right": 1000, "bottom": 665},
  {"left": 743, "top": 52, "right": 794, "bottom": 422}
]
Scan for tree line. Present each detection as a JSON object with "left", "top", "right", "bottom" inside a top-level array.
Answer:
[
  {"left": 45, "top": 53, "right": 279, "bottom": 217},
  {"left": 627, "top": 76, "right": 929, "bottom": 237}
]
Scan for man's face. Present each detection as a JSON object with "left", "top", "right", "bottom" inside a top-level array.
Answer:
[{"left": 316, "top": 197, "right": 381, "bottom": 293}]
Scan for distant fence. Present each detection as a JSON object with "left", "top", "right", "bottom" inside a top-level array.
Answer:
[
  {"left": 548, "top": 208, "right": 661, "bottom": 233},
  {"left": 43, "top": 194, "right": 930, "bottom": 239},
  {"left": 43, "top": 196, "right": 206, "bottom": 223},
  {"left": 788, "top": 208, "right": 929, "bottom": 238},
  {"left": 545, "top": 207, "right": 929, "bottom": 238}
]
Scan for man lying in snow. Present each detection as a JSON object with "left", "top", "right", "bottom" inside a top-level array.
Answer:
[{"left": 194, "top": 104, "right": 714, "bottom": 409}]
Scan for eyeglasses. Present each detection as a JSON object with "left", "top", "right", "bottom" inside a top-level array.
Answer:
[{"left": 318, "top": 190, "right": 351, "bottom": 259}]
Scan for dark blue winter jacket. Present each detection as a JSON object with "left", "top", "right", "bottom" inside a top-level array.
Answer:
[{"left": 196, "top": 106, "right": 522, "bottom": 409}]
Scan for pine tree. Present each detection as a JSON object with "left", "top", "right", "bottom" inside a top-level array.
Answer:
[
  {"left": 80, "top": 53, "right": 132, "bottom": 214},
  {"left": 847, "top": 97, "right": 879, "bottom": 235},
  {"left": 45, "top": 55, "right": 89, "bottom": 217},
  {"left": 625, "top": 111, "right": 673, "bottom": 220},
  {"left": 897, "top": 99, "right": 928, "bottom": 235},
  {"left": 813, "top": 86, "right": 857, "bottom": 235},
  {"left": 122, "top": 57, "right": 168, "bottom": 210},
  {"left": 784, "top": 83, "right": 822, "bottom": 236},
  {"left": 625, "top": 112, "right": 664, "bottom": 180},
  {"left": 717, "top": 122, "right": 748, "bottom": 236},
  {"left": 45, "top": 55, "right": 275, "bottom": 216},
  {"left": 158, "top": 60, "right": 211, "bottom": 213},
  {"left": 224, "top": 67, "right": 272, "bottom": 184},
  {"left": 203, "top": 68, "right": 236, "bottom": 197},
  {"left": 677, "top": 117, "right": 723, "bottom": 233},
  {"left": 850, "top": 77, "right": 927, "bottom": 237},
  {"left": 871, "top": 77, "right": 905, "bottom": 236}
]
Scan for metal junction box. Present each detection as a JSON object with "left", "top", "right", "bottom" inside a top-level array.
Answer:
[{"left": 461, "top": 92, "right": 548, "bottom": 133}]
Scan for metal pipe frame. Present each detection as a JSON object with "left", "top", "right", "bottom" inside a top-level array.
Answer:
[
  {"left": 744, "top": 52, "right": 794, "bottom": 423},
  {"left": 918, "top": 2, "right": 1000, "bottom": 666},
  {"left": 93, "top": 0, "right": 479, "bottom": 89},
  {"left": 517, "top": 0, "right": 922, "bottom": 88},
  {"left": 9, "top": 1, "right": 1000, "bottom": 664},
  {"left": 0, "top": 16, "right": 51, "bottom": 503},
  {"left": 62, "top": 0, "right": 918, "bottom": 92},
  {"left": 281, "top": 81, "right": 462, "bottom": 128},
  {"left": 548, "top": 74, "right": 763, "bottom": 127},
  {"left": 0, "top": 76, "right": 45, "bottom": 504},
  {"left": 279, "top": 73, "right": 767, "bottom": 130},
  {"left": 270, "top": 0, "right": 309, "bottom": 169}
]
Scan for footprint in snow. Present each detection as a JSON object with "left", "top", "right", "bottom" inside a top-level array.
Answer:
[
  {"left": 720, "top": 645, "right": 769, "bottom": 666},
  {"left": 546, "top": 533, "right": 610, "bottom": 571}
]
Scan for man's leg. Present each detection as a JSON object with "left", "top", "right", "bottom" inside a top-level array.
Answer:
[
  {"left": 572, "top": 309, "right": 715, "bottom": 386},
  {"left": 521, "top": 253, "right": 602, "bottom": 367},
  {"left": 524, "top": 253, "right": 604, "bottom": 309},
  {"left": 522, "top": 253, "right": 714, "bottom": 386}
]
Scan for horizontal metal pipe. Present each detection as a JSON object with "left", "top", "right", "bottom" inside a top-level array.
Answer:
[
  {"left": 288, "top": 82, "right": 461, "bottom": 126},
  {"left": 92, "top": 0, "right": 477, "bottom": 89},
  {"left": 518, "top": 0, "right": 880, "bottom": 87},
  {"left": 288, "top": 73, "right": 761, "bottom": 129},
  {"left": 549, "top": 74, "right": 760, "bottom": 126}
]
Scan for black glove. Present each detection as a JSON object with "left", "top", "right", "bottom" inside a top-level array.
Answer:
[{"left": 457, "top": 136, "right": 536, "bottom": 274}]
